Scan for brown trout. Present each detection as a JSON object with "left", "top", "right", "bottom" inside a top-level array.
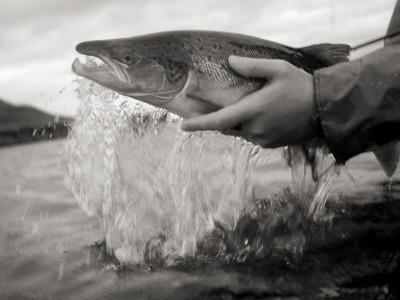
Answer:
[
  {"left": 72, "top": 30, "right": 398, "bottom": 177},
  {"left": 72, "top": 31, "right": 350, "bottom": 118}
]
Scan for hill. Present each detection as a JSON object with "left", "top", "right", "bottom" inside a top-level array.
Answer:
[{"left": 0, "top": 99, "right": 73, "bottom": 146}]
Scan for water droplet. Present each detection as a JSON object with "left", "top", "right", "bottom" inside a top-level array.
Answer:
[
  {"left": 16, "top": 179, "right": 23, "bottom": 194},
  {"left": 21, "top": 205, "right": 29, "bottom": 221},
  {"left": 32, "top": 221, "right": 39, "bottom": 234},
  {"left": 58, "top": 259, "right": 65, "bottom": 280}
]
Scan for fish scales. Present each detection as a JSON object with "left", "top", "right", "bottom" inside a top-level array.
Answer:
[
  {"left": 175, "top": 31, "right": 328, "bottom": 108},
  {"left": 179, "top": 32, "right": 263, "bottom": 107}
]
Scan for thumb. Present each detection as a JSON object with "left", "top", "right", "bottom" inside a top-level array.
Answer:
[{"left": 229, "top": 56, "right": 286, "bottom": 79}]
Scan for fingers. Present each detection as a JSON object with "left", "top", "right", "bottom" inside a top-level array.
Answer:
[
  {"left": 229, "top": 56, "right": 290, "bottom": 78},
  {"left": 181, "top": 89, "right": 265, "bottom": 131},
  {"left": 180, "top": 102, "right": 252, "bottom": 131}
]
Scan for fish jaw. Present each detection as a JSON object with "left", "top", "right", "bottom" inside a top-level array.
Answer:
[
  {"left": 72, "top": 57, "right": 128, "bottom": 89},
  {"left": 72, "top": 41, "right": 131, "bottom": 92}
]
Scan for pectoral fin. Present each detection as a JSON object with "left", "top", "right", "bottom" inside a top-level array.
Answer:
[{"left": 373, "top": 142, "right": 400, "bottom": 177}]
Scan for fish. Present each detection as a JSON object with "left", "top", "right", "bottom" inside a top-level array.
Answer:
[{"left": 72, "top": 30, "right": 398, "bottom": 177}]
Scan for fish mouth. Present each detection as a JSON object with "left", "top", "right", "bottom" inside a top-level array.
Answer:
[{"left": 72, "top": 54, "right": 130, "bottom": 86}]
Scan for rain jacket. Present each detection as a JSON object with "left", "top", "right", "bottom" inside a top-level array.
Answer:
[{"left": 314, "top": 0, "right": 400, "bottom": 163}]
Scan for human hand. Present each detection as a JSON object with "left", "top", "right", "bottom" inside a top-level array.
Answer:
[{"left": 181, "top": 56, "right": 318, "bottom": 148}]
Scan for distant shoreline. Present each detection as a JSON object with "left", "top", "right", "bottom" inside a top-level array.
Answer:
[{"left": 0, "top": 99, "right": 73, "bottom": 147}]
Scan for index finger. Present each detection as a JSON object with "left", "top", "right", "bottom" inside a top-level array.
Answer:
[
  {"left": 229, "top": 56, "right": 288, "bottom": 78},
  {"left": 181, "top": 88, "right": 265, "bottom": 131}
]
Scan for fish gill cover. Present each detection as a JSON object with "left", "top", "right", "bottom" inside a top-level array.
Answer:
[{"left": 65, "top": 76, "right": 337, "bottom": 266}]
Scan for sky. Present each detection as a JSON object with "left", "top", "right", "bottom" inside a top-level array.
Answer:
[{"left": 0, "top": 0, "right": 397, "bottom": 116}]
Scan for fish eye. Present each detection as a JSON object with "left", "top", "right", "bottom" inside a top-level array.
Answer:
[{"left": 123, "top": 55, "right": 134, "bottom": 64}]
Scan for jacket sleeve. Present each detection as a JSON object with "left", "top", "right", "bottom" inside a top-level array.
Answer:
[
  {"left": 314, "top": 1, "right": 400, "bottom": 163},
  {"left": 314, "top": 46, "right": 400, "bottom": 162}
]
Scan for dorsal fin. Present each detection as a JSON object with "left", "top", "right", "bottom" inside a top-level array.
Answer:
[{"left": 300, "top": 43, "right": 351, "bottom": 66}]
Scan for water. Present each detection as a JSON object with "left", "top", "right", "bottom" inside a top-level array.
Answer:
[
  {"left": 66, "top": 79, "right": 339, "bottom": 264},
  {"left": 1, "top": 80, "right": 400, "bottom": 298}
]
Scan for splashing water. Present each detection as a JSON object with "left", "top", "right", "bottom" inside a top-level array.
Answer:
[{"left": 65, "top": 77, "right": 337, "bottom": 265}]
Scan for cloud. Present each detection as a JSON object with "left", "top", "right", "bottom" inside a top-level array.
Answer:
[{"left": 0, "top": 0, "right": 397, "bottom": 115}]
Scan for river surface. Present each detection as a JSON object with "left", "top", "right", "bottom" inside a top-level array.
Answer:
[{"left": 1, "top": 138, "right": 399, "bottom": 299}]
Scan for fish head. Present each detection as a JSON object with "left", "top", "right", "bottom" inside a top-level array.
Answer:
[{"left": 72, "top": 34, "right": 190, "bottom": 106}]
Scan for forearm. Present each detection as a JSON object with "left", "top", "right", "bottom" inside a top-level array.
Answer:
[{"left": 314, "top": 45, "right": 400, "bottom": 162}]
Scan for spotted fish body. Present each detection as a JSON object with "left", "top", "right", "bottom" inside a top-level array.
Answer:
[
  {"left": 132, "top": 31, "right": 347, "bottom": 113},
  {"left": 73, "top": 31, "right": 350, "bottom": 119}
]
